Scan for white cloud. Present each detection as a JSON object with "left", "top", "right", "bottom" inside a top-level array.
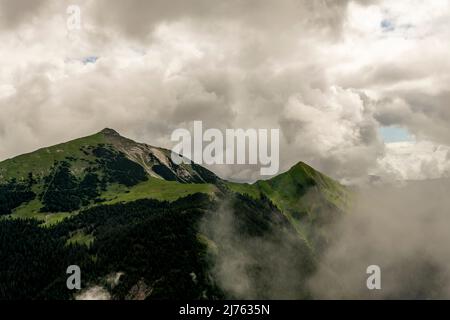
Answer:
[
  {"left": 0, "top": 0, "right": 449, "bottom": 183},
  {"left": 375, "top": 141, "right": 450, "bottom": 181}
]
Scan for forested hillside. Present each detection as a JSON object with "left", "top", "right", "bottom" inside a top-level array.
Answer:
[{"left": 0, "top": 129, "right": 347, "bottom": 300}]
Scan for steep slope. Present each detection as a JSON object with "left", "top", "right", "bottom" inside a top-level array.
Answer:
[
  {"left": 0, "top": 128, "right": 349, "bottom": 300},
  {"left": 0, "top": 128, "right": 219, "bottom": 184},
  {"left": 226, "top": 162, "right": 349, "bottom": 247},
  {"left": 100, "top": 128, "right": 219, "bottom": 184},
  {"left": 0, "top": 128, "right": 347, "bottom": 234},
  {"left": 0, "top": 129, "right": 219, "bottom": 223}
]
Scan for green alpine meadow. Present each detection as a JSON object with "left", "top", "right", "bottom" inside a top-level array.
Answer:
[{"left": 0, "top": 128, "right": 348, "bottom": 300}]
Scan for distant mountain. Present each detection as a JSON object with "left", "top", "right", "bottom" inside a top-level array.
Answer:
[{"left": 0, "top": 129, "right": 348, "bottom": 300}]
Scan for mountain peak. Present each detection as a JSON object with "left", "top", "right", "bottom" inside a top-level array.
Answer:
[
  {"left": 99, "top": 128, "right": 121, "bottom": 136},
  {"left": 292, "top": 161, "right": 309, "bottom": 168},
  {"left": 295, "top": 160, "right": 317, "bottom": 170}
]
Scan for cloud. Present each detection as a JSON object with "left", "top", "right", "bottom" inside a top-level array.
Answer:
[
  {"left": 0, "top": 0, "right": 48, "bottom": 29},
  {"left": 0, "top": 0, "right": 449, "bottom": 302},
  {"left": 374, "top": 141, "right": 450, "bottom": 181},
  {"left": 75, "top": 285, "right": 110, "bottom": 300},
  {"left": 201, "top": 198, "right": 315, "bottom": 299},
  {"left": 308, "top": 179, "right": 450, "bottom": 299},
  {"left": 279, "top": 87, "right": 384, "bottom": 183},
  {"left": 0, "top": 0, "right": 449, "bottom": 183},
  {"left": 89, "top": 0, "right": 369, "bottom": 40}
]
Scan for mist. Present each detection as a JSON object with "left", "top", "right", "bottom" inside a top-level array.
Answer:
[
  {"left": 308, "top": 179, "right": 450, "bottom": 299},
  {"left": 200, "top": 197, "right": 315, "bottom": 299},
  {"left": 202, "top": 179, "right": 450, "bottom": 299}
]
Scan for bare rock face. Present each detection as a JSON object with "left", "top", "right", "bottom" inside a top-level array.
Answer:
[{"left": 101, "top": 128, "right": 220, "bottom": 184}]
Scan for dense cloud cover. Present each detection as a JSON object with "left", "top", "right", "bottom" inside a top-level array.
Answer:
[
  {"left": 309, "top": 179, "right": 450, "bottom": 299},
  {"left": 0, "top": 0, "right": 449, "bottom": 183}
]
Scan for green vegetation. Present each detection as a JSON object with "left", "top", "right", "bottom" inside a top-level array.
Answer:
[
  {"left": 4, "top": 174, "right": 216, "bottom": 224},
  {"left": 226, "top": 162, "right": 349, "bottom": 249},
  {"left": 0, "top": 191, "right": 317, "bottom": 299},
  {"left": 102, "top": 177, "right": 217, "bottom": 204},
  {"left": 0, "top": 218, "right": 92, "bottom": 300},
  {"left": 225, "top": 181, "right": 260, "bottom": 199},
  {"left": 0, "top": 178, "right": 36, "bottom": 215},
  {"left": 227, "top": 162, "right": 348, "bottom": 218},
  {"left": 92, "top": 146, "right": 148, "bottom": 187},
  {"left": 0, "top": 129, "right": 349, "bottom": 300},
  {"left": 66, "top": 231, "right": 95, "bottom": 247},
  {"left": 41, "top": 161, "right": 89, "bottom": 213},
  {"left": 202, "top": 192, "right": 316, "bottom": 299},
  {"left": 42, "top": 212, "right": 75, "bottom": 227},
  {"left": 38, "top": 145, "right": 151, "bottom": 213},
  {"left": 0, "top": 132, "right": 106, "bottom": 181},
  {"left": 7, "top": 198, "right": 75, "bottom": 226}
]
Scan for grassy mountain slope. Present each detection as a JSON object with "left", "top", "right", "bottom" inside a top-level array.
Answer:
[
  {"left": 0, "top": 129, "right": 219, "bottom": 221},
  {"left": 0, "top": 128, "right": 347, "bottom": 245},
  {"left": 228, "top": 162, "right": 348, "bottom": 213},
  {"left": 0, "top": 133, "right": 105, "bottom": 181},
  {"left": 0, "top": 128, "right": 218, "bottom": 184},
  {"left": 0, "top": 129, "right": 349, "bottom": 299},
  {"left": 226, "top": 162, "right": 349, "bottom": 248}
]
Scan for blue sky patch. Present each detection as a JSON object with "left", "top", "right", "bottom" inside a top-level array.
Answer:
[
  {"left": 381, "top": 19, "right": 395, "bottom": 32},
  {"left": 379, "top": 126, "right": 413, "bottom": 143},
  {"left": 82, "top": 56, "right": 98, "bottom": 64}
]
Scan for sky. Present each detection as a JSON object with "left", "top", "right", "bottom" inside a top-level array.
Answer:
[
  {"left": 0, "top": 0, "right": 449, "bottom": 184},
  {"left": 379, "top": 126, "right": 412, "bottom": 143}
]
